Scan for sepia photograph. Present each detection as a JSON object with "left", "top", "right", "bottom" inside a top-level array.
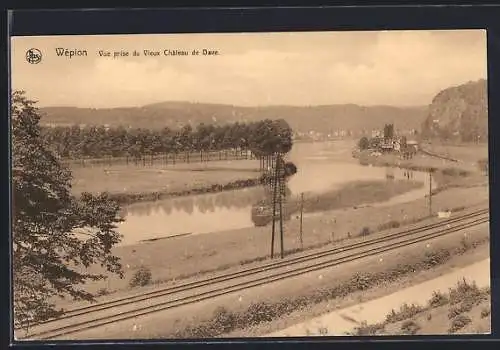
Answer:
[{"left": 10, "top": 30, "right": 490, "bottom": 340}]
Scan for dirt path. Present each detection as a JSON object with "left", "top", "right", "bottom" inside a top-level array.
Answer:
[{"left": 265, "top": 258, "right": 490, "bottom": 336}]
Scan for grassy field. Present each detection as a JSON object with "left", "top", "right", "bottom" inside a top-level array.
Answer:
[
  {"left": 70, "top": 159, "right": 262, "bottom": 197},
  {"left": 358, "top": 144, "right": 488, "bottom": 192},
  {"left": 297, "top": 180, "right": 423, "bottom": 214},
  {"left": 420, "top": 142, "right": 488, "bottom": 163}
]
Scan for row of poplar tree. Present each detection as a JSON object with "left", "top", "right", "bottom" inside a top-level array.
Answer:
[{"left": 41, "top": 118, "right": 294, "bottom": 159}]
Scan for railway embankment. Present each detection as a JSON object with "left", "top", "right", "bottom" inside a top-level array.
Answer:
[
  {"left": 170, "top": 218, "right": 489, "bottom": 339},
  {"left": 20, "top": 209, "right": 489, "bottom": 340}
]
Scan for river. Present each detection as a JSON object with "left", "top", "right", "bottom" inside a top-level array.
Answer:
[{"left": 117, "top": 141, "right": 436, "bottom": 246}]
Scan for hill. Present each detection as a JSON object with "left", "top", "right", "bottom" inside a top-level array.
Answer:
[
  {"left": 39, "top": 102, "right": 428, "bottom": 134},
  {"left": 421, "top": 79, "right": 488, "bottom": 142}
]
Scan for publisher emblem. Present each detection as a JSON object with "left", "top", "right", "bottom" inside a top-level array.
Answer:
[{"left": 26, "top": 48, "right": 42, "bottom": 64}]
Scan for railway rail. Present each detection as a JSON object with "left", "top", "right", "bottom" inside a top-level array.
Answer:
[{"left": 19, "top": 207, "right": 489, "bottom": 340}]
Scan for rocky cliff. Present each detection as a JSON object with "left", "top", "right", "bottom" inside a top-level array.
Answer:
[{"left": 421, "top": 79, "right": 488, "bottom": 142}]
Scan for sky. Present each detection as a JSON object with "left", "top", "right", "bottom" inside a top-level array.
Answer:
[{"left": 10, "top": 30, "right": 487, "bottom": 108}]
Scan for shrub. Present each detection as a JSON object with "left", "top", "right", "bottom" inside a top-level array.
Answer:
[
  {"left": 481, "top": 307, "right": 491, "bottom": 318},
  {"left": 352, "top": 321, "right": 384, "bottom": 335},
  {"left": 212, "top": 306, "right": 236, "bottom": 333},
  {"left": 129, "top": 266, "right": 153, "bottom": 287},
  {"left": 401, "top": 320, "right": 421, "bottom": 335},
  {"left": 246, "top": 302, "right": 275, "bottom": 325},
  {"left": 449, "top": 314, "right": 472, "bottom": 333},
  {"left": 351, "top": 273, "right": 373, "bottom": 291},
  {"left": 378, "top": 220, "right": 401, "bottom": 231},
  {"left": 448, "top": 279, "right": 481, "bottom": 305},
  {"left": 423, "top": 249, "right": 451, "bottom": 267},
  {"left": 318, "top": 326, "right": 329, "bottom": 335},
  {"left": 360, "top": 226, "right": 371, "bottom": 237},
  {"left": 428, "top": 290, "right": 449, "bottom": 308},
  {"left": 358, "top": 137, "right": 370, "bottom": 151},
  {"left": 96, "top": 288, "right": 109, "bottom": 296},
  {"left": 448, "top": 305, "right": 463, "bottom": 319},
  {"left": 385, "top": 303, "right": 424, "bottom": 323}
]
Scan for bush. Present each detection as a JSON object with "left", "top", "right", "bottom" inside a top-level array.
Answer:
[
  {"left": 385, "top": 303, "right": 423, "bottom": 323},
  {"left": 284, "top": 162, "right": 298, "bottom": 177},
  {"left": 401, "top": 320, "right": 421, "bottom": 335},
  {"left": 129, "top": 266, "right": 153, "bottom": 287},
  {"left": 352, "top": 321, "right": 384, "bottom": 335},
  {"left": 448, "top": 305, "right": 463, "bottom": 319},
  {"left": 448, "top": 279, "right": 481, "bottom": 304},
  {"left": 212, "top": 306, "right": 236, "bottom": 333},
  {"left": 423, "top": 249, "right": 451, "bottom": 267},
  {"left": 378, "top": 220, "right": 401, "bottom": 231},
  {"left": 481, "top": 307, "right": 491, "bottom": 318},
  {"left": 318, "top": 326, "right": 329, "bottom": 335},
  {"left": 449, "top": 314, "right": 472, "bottom": 333},
  {"left": 358, "top": 137, "right": 370, "bottom": 150},
  {"left": 96, "top": 288, "right": 110, "bottom": 296},
  {"left": 351, "top": 273, "right": 374, "bottom": 291},
  {"left": 360, "top": 226, "right": 371, "bottom": 237},
  {"left": 428, "top": 291, "right": 449, "bottom": 308},
  {"left": 246, "top": 302, "right": 275, "bottom": 325}
]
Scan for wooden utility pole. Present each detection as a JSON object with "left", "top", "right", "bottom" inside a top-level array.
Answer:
[
  {"left": 299, "top": 192, "right": 304, "bottom": 249},
  {"left": 276, "top": 154, "right": 285, "bottom": 259},
  {"left": 279, "top": 183, "right": 284, "bottom": 258},
  {"left": 429, "top": 170, "right": 433, "bottom": 217},
  {"left": 270, "top": 155, "right": 279, "bottom": 259}
]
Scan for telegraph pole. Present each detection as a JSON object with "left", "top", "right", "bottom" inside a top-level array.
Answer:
[
  {"left": 428, "top": 170, "right": 433, "bottom": 217},
  {"left": 277, "top": 155, "right": 285, "bottom": 259},
  {"left": 270, "top": 154, "right": 279, "bottom": 259},
  {"left": 299, "top": 192, "right": 304, "bottom": 249}
]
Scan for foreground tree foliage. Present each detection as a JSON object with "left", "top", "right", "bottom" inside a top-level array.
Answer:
[{"left": 12, "top": 91, "right": 124, "bottom": 330}]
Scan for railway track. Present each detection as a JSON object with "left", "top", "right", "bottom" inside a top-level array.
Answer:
[{"left": 20, "top": 207, "right": 489, "bottom": 340}]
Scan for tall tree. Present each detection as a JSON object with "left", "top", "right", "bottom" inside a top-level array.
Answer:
[{"left": 11, "top": 91, "right": 124, "bottom": 330}]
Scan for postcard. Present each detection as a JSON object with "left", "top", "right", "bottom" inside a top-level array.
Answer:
[{"left": 10, "top": 30, "right": 490, "bottom": 340}]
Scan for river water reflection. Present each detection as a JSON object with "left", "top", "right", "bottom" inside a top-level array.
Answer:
[{"left": 117, "top": 141, "right": 436, "bottom": 245}]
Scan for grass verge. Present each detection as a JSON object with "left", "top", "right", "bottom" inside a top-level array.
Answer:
[
  {"left": 165, "top": 235, "right": 489, "bottom": 338},
  {"left": 351, "top": 279, "right": 490, "bottom": 335}
]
